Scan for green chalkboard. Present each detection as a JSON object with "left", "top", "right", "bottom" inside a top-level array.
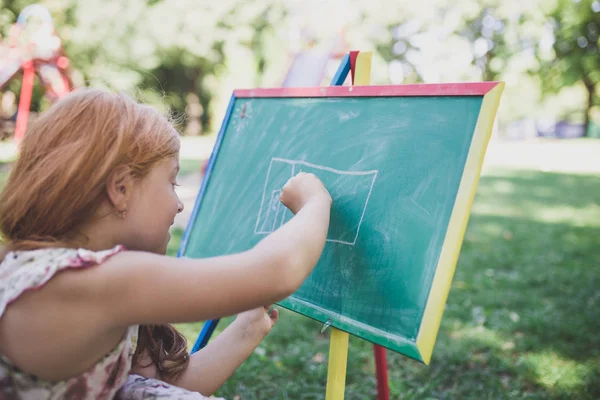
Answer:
[{"left": 181, "top": 84, "right": 503, "bottom": 362}]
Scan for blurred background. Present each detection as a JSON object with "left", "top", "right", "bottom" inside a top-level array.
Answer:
[
  {"left": 2, "top": 0, "right": 600, "bottom": 139},
  {"left": 1, "top": 0, "right": 599, "bottom": 399}
]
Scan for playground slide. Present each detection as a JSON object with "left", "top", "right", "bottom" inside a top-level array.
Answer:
[
  {"left": 0, "top": 49, "right": 23, "bottom": 90},
  {"left": 281, "top": 49, "right": 332, "bottom": 87}
]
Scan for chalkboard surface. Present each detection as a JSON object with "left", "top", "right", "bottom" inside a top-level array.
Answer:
[{"left": 180, "top": 83, "right": 504, "bottom": 363}]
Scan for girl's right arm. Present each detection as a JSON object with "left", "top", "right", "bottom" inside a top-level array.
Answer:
[{"left": 93, "top": 172, "right": 332, "bottom": 327}]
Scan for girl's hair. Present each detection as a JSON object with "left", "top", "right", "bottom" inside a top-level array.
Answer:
[{"left": 0, "top": 88, "right": 189, "bottom": 380}]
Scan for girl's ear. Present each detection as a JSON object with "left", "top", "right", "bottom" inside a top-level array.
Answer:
[{"left": 106, "top": 166, "right": 134, "bottom": 211}]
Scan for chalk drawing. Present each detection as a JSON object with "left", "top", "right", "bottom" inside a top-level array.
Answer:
[{"left": 255, "top": 158, "right": 378, "bottom": 246}]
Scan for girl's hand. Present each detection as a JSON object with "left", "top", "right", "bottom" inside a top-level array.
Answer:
[
  {"left": 280, "top": 172, "right": 332, "bottom": 214},
  {"left": 234, "top": 305, "right": 279, "bottom": 340}
]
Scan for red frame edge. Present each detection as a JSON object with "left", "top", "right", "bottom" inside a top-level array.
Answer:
[{"left": 234, "top": 82, "right": 500, "bottom": 98}]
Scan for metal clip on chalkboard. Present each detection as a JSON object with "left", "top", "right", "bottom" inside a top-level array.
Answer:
[{"left": 321, "top": 318, "right": 333, "bottom": 333}]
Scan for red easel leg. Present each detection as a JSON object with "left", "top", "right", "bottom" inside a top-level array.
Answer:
[
  {"left": 14, "top": 61, "right": 35, "bottom": 143},
  {"left": 374, "top": 345, "right": 390, "bottom": 400}
]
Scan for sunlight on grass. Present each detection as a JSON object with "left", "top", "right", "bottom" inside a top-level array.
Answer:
[
  {"left": 490, "top": 179, "right": 515, "bottom": 194},
  {"left": 473, "top": 168, "right": 600, "bottom": 227},
  {"left": 534, "top": 205, "right": 600, "bottom": 226},
  {"left": 449, "top": 325, "right": 507, "bottom": 348},
  {"left": 521, "top": 351, "right": 591, "bottom": 391}
]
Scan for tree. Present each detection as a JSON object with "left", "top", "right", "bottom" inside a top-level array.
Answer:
[
  {"left": 372, "top": 0, "right": 549, "bottom": 84},
  {"left": 539, "top": 0, "right": 600, "bottom": 135},
  {"left": 0, "top": 0, "right": 249, "bottom": 133}
]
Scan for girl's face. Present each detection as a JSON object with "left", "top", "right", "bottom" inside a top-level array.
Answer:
[{"left": 124, "top": 157, "right": 184, "bottom": 254}]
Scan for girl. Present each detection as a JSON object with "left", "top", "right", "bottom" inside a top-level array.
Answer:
[{"left": 0, "top": 88, "right": 332, "bottom": 399}]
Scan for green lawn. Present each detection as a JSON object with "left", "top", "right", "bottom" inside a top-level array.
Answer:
[
  {"left": 169, "top": 166, "right": 600, "bottom": 399},
  {"left": 179, "top": 158, "right": 202, "bottom": 176}
]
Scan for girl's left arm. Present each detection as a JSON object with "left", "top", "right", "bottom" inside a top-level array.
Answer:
[{"left": 131, "top": 306, "right": 279, "bottom": 396}]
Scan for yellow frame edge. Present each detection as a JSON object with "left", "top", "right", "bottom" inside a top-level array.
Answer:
[
  {"left": 354, "top": 52, "right": 372, "bottom": 85},
  {"left": 415, "top": 82, "right": 505, "bottom": 364}
]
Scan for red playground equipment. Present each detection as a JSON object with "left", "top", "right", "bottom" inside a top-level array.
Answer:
[{"left": 0, "top": 4, "right": 71, "bottom": 142}]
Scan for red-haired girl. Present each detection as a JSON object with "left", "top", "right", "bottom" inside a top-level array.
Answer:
[{"left": 0, "top": 88, "right": 331, "bottom": 399}]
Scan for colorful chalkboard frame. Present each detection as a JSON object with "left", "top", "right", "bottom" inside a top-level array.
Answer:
[{"left": 179, "top": 81, "right": 504, "bottom": 364}]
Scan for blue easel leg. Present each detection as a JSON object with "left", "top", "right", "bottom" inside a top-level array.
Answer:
[
  {"left": 330, "top": 54, "right": 350, "bottom": 86},
  {"left": 191, "top": 319, "right": 219, "bottom": 354}
]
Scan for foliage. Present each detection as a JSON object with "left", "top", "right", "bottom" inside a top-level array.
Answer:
[
  {"left": 1, "top": 0, "right": 599, "bottom": 132},
  {"left": 536, "top": 0, "right": 600, "bottom": 133}
]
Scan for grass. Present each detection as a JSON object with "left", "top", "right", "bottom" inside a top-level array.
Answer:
[
  {"left": 168, "top": 163, "right": 600, "bottom": 399},
  {"left": 179, "top": 158, "right": 202, "bottom": 176}
]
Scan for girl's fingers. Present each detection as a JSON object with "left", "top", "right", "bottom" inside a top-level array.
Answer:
[{"left": 269, "top": 308, "right": 279, "bottom": 324}]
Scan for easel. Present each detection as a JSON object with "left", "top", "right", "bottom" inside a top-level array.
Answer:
[{"left": 190, "top": 51, "right": 391, "bottom": 400}]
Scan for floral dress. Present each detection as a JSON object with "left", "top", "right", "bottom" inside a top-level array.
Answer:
[{"left": 0, "top": 246, "right": 223, "bottom": 399}]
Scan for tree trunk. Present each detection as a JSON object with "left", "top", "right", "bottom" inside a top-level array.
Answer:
[{"left": 583, "top": 81, "right": 595, "bottom": 138}]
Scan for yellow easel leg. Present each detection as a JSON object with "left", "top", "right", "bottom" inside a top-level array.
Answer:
[
  {"left": 325, "top": 328, "right": 349, "bottom": 400},
  {"left": 354, "top": 52, "right": 372, "bottom": 85},
  {"left": 325, "top": 50, "right": 371, "bottom": 400}
]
